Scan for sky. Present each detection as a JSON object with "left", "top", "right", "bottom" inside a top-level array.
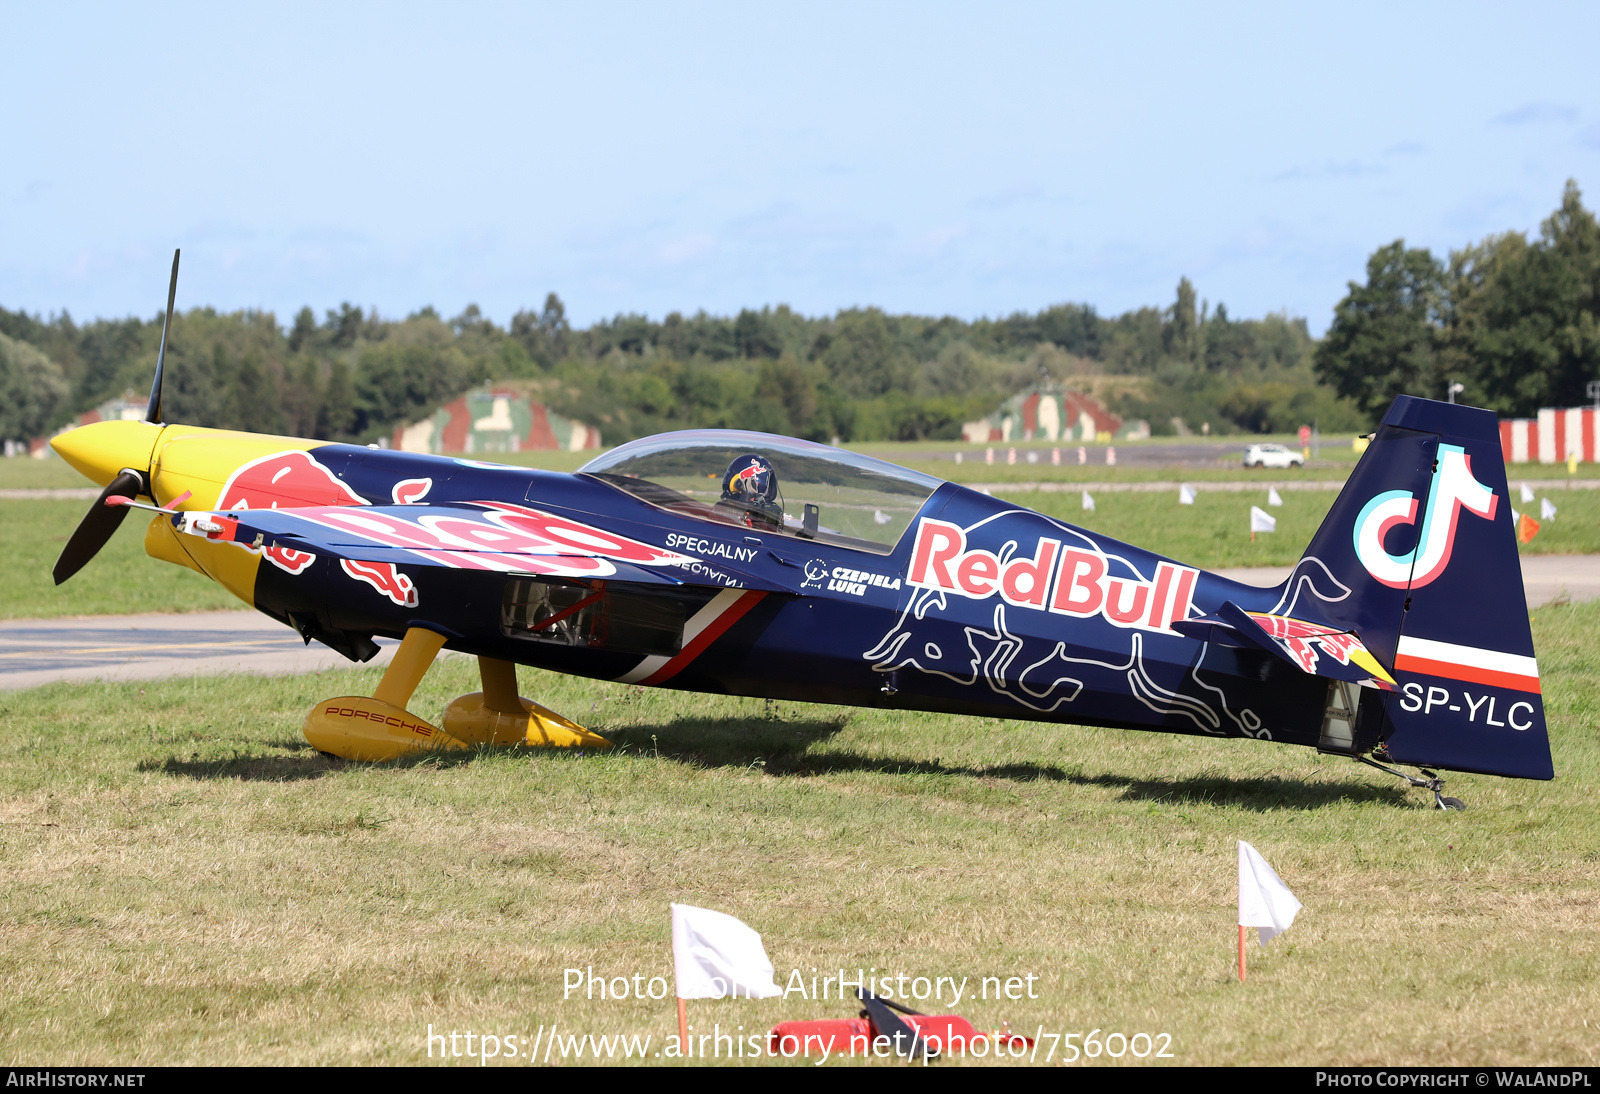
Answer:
[{"left": 4, "top": 2, "right": 1599, "bottom": 335}]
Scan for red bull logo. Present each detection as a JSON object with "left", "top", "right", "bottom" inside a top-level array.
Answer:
[
  {"left": 264, "top": 544, "right": 316, "bottom": 574},
  {"left": 907, "top": 518, "right": 1197, "bottom": 634},
  {"left": 1353, "top": 443, "right": 1497, "bottom": 589},
  {"left": 392, "top": 477, "right": 432, "bottom": 504},
  {"left": 340, "top": 559, "right": 419, "bottom": 607},
  {"left": 283, "top": 500, "right": 691, "bottom": 579},
  {"left": 217, "top": 450, "right": 367, "bottom": 510},
  {"left": 1245, "top": 611, "right": 1396, "bottom": 689}
]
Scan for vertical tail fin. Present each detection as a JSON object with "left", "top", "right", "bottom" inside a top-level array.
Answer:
[{"left": 1292, "top": 396, "right": 1551, "bottom": 780}]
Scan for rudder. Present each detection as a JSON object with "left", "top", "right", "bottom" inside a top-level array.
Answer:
[{"left": 1295, "top": 396, "right": 1551, "bottom": 780}]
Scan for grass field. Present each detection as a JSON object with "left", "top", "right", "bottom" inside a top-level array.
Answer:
[
  {"left": 0, "top": 598, "right": 1596, "bottom": 1066},
  {"left": 0, "top": 501, "right": 240, "bottom": 620}
]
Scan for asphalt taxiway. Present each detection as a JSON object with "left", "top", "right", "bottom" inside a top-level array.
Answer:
[{"left": 0, "top": 612, "right": 397, "bottom": 690}]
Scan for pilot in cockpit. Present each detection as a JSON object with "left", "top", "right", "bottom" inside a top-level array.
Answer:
[{"left": 717, "top": 453, "right": 784, "bottom": 531}]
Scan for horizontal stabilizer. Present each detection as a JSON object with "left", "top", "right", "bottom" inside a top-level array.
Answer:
[{"left": 1213, "top": 601, "right": 1397, "bottom": 691}]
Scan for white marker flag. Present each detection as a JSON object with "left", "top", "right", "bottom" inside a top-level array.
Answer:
[
  {"left": 1511, "top": 507, "right": 1521, "bottom": 525},
  {"left": 1267, "top": 487, "right": 1284, "bottom": 507},
  {"left": 1250, "top": 506, "right": 1276, "bottom": 534},
  {"left": 1521, "top": 483, "right": 1536, "bottom": 503},
  {"left": 670, "top": 904, "right": 782, "bottom": 1000},
  {"left": 1541, "top": 497, "right": 1558, "bottom": 521},
  {"left": 1082, "top": 490, "right": 1096, "bottom": 512},
  {"left": 1178, "top": 485, "right": 1196, "bottom": 505},
  {"left": 1238, "top": 841, "right": 1302, "bottom": 945}
]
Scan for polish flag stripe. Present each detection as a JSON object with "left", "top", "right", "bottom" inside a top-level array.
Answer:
[{"left": 1395, "top": 636, "right": 1540, "bottom": 693}]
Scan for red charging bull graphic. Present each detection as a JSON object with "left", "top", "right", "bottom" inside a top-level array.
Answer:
[
  {"left": 907, "top": 518, "right": 1197, "bottom": 634},
  {"left": 1245, "top": 612, "right": 1396, "bottom": 690},
  {"left": 340, "top": 559, "right": 419, "bottom": 607},
  {"left": 1353, "top": 443, "right": 1497, "bottom": 589},
  {"left": 264, "top": 545, "right": 316, "bottom": 574},
  {"left": 213, "top": 450, "right": 361, "bottom": 576},
  {"left": 273, "top": 500, "right": 692, "bottom": 579},
  {"left": 217, "top": 450, "right": 368, "bottom": 511}
]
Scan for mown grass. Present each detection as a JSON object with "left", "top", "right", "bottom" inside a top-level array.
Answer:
[
  {"left": 0, "top": 459, "right": 95, "bottom": 491},
  {"left": 0, "top": 501, "right": 240, "bottom": 619},
  {"left": 0, "top": 599, "right": 1597, "bottom": 1066}
]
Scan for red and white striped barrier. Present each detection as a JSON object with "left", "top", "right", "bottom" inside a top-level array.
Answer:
[{"left": 1499, "top": 406, "right": 1600, "bottom": 464}]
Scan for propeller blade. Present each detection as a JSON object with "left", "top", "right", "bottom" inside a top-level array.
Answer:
[
  {"left": 52, "top": 470, "right": 145, "bottom": 586},
  {"left": 143, "top": 249, "right": 181, "bottom": 425}
]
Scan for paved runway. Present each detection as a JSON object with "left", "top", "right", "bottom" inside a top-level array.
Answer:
[
  {"left": 0, "top": 612, "right": 398, "bottom": 690},
  {"left": 2, "top": 554, "right": 1595, "bottom": 690}
]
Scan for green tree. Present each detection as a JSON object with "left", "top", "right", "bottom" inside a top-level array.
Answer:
[
  {"left": 820, "top": 309, "right": 912, "bottom": 398},
  {"left": 318, "top": 359, "right": 357, "bottom": 439},
  {"left": 288, "top": 306, "right": 318, "bottom": 353},
  {"left": 1314, "top": 241, "right": 1446, "bottom": 418},
  {"left": 355, "top": 342, "right": 471, "bottom": 435},
  {"left": 1444, "top": 181, "right": 1600, "bottom": 415},
  {"left": 734, "top": 308, "right": 782, "bottom": 359},
  {"left": 0, "top": 332, "right": 69, "bottom": 440},
  {"left": 1164, "top": 277, "right": 1198, "bottom": 360}
]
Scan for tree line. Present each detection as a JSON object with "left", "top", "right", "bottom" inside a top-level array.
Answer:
[
  {"left": 0, "top": 280, "right": 1368, "bottom": 448},
  {"left": 1317, "top": 180, "right": 1600, "bottom": 420}
]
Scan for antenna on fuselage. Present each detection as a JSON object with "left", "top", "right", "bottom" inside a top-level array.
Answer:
[{"left": 143, "top": 248, "right": 180, "bottom": 425}]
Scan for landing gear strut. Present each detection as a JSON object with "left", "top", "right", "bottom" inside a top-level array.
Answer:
[
  {"left": 1357, "top": 751, "right": 1466, "bottom": 810},
  {"left": 301, "top": 625, "right": 609, "bottom": 761}
]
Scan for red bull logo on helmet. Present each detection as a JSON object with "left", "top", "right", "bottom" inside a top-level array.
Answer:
[
  {"left": 907, "top": 517, "right": 1197, "bottom": 634},
  {"left": 1353, "top": 443, "right": 1498, "bottom": 589}
]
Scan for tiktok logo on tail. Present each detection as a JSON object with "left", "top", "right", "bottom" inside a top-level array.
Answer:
[{"left": 1353, "top": 443, "right": 1498, "bottom": 589}]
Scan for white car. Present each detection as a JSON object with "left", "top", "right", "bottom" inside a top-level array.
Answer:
[{"left": 1243, "top": 443, "right": 1303, "bottom": 469}]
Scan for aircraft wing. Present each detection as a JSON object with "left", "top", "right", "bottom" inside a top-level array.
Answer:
[{"left": 168, "top": 501, "right": 796, "bottom": 593}]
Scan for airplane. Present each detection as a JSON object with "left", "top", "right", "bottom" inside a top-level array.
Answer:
[{"left": 47, "top": 253, "right": 1551, "bottom": 806}]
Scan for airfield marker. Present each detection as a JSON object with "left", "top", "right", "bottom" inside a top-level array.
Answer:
[
  {"left": 1238, "top": 842, "right": 1302, "bottom": 982},
  {"left": 670, "top": 903, "right": 782, "bottom": 1055},
  {"left": 1249, "top": 506, "right": 1276, "bottom": 543}
]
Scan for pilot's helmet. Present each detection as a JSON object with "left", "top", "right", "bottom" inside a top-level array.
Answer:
[{"left": 720, "top": 454, "right": 781, "bottom": 516}]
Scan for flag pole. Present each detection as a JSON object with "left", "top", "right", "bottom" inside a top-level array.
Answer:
[
  {"left": 677, "top": 996, "right": 688, "bottom": 1052},
  {"left": 1238, "top": 924, "right": 1247, "bottom": 982}
]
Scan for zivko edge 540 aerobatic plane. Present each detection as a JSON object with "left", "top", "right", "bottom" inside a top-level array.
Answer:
[{"left": 50, "top": 254, "right": 1550, "bottom": 804}]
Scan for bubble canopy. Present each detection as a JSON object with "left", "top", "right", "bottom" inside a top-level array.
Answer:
[{"left": 578, "top": 430, "right": 945, "bottom": 554}]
